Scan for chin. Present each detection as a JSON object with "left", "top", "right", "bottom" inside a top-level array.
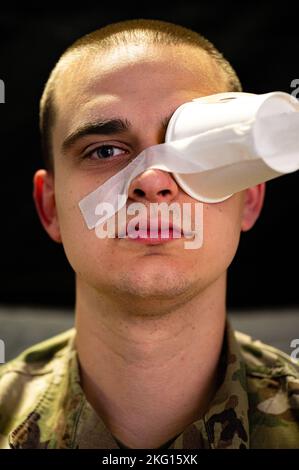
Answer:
[{"left": 110, "top": 266, "right": 195, "bottom": 300}]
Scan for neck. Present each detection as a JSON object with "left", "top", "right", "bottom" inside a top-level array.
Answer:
[{"left": 74, "top": 274, "right": 227, "bottom": 448}]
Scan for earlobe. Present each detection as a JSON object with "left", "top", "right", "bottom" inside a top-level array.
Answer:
[
  {"left": 33, "top": 169, "right": 62, "bottom": 243},
  {"left": 241, "top": 183, "right": 266, "bottom": 232}
]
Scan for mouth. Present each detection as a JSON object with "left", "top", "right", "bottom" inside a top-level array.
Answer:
[{"left": 117, "top": 221, "right": 194, "bottom": 244}]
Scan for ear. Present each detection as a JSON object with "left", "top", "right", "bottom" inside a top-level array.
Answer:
[
  {"left": 241, "top": 183, "right": 266, "bottom": 232},
  {"left": 32, "top": 169, "right": 62, "bottom": 243}
]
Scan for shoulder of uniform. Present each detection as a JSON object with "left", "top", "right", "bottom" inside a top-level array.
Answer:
[
  {"left": 234, "top": 329, "right": 299, "bottom": 379},
  {"left": 234, "top": 330, "right": 299, "bottom": 447},
  {"left": 0, "top": 328, "right": 76, "bottom": 447},
  {"left": 0, "top": 328, "right": 76, "bottom": 377}
]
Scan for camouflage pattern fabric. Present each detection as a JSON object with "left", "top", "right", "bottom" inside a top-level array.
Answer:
[{"left": 0, "top": 321, "right": 298, "bottom": 449}]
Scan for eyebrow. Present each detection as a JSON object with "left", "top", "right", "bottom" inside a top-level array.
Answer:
[
  {"left": 62, "top": 118, "right": 131, "bottom": 153},
  {"left": 61, "top": 113, "right": 175, "bottom": 154}
]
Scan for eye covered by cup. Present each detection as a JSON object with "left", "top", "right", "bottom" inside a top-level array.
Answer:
[
  {"left": 78, "top": 91, "right": 299, "bottom": 230},
  {"left": 165, "top": 91, "right": 299, "bottom": 203}
]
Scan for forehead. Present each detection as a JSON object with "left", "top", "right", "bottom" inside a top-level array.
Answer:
[{"left": 53, "top": 43, "right": 226, "bottom": 144}]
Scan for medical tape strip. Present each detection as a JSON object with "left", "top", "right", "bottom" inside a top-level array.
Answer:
[{"left": 78, "top": 112, "right": 299, "bottom": 230}]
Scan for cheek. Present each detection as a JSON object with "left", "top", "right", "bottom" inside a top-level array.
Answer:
[
  {"left": 202, "top": 202, "right": 242, "bottom": 267},
  {"left": 58, "top": 212, "right": 112, "bottom": 281},
  {"left": 54, "top": 182, "right": 106, "bottom": 269}
]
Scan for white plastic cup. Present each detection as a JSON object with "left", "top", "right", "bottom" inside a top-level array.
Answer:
[{"left": 165, "top": 91, "right": 299, "bottom": 202}]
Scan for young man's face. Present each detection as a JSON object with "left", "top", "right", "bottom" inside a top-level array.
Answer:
[{"left": 34, "top": 43, "right": 265, "bottom": 303}]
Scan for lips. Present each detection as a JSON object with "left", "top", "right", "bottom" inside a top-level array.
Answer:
[
  {"left": 131, "top": 228, "right": 181, "bottom": 240},
  {"left": 117, "top": 219, "right": 193, "bottom": 242}
]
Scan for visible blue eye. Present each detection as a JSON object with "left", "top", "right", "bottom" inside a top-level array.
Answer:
[{"left": 86, "top": 145, "right": 125, "bottom": 160}]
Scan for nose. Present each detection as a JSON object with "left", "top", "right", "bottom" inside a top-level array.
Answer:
[{"left": 127, "top": 169, "right": 179, "bottom": 204}]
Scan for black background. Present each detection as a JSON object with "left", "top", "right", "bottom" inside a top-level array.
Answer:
[{"left": 0, "top": 3, "right": 298, "bottom": 310}]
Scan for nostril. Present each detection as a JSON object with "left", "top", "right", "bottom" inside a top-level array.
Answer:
[
  {"left": 160, "top": 189, "right": 171, "bottom": 197},
  {"left": 133, "top": 189, "right": 145, "bottom": 197},
  {"left": 133, "top": 188, "right": 171, "bottom": 198}
]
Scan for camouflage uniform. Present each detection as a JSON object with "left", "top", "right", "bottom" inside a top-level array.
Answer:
[{"left": 0, "top": 321, "right": 298, "bottom": 449}]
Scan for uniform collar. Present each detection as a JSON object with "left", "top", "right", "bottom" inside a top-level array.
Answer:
[{"left": 9, "top": 321, "right": 249, "bottom": 449}]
